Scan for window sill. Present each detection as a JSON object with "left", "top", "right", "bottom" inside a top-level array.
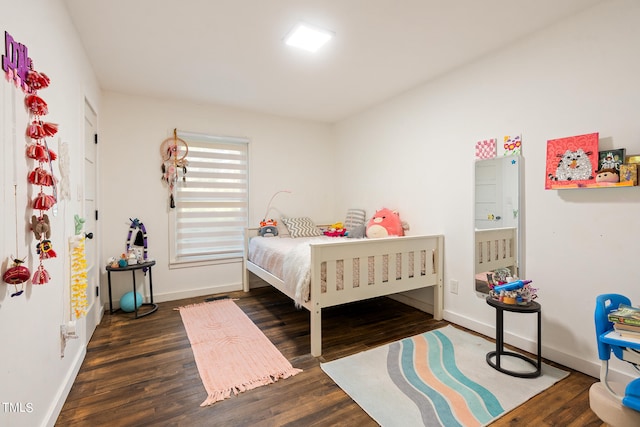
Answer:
[{"left": 169, "top": 256, "right": 243, "bottom": 270}]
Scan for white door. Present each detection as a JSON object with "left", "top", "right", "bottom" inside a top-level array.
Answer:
[
  {"left": 475, "top": 159, "right": 504, "bottom": 230},
  {"left": 83, "top": 100, "right": 100, "bottom": 342}
]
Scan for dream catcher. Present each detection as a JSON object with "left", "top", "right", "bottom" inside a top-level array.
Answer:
[
  {"left": 24, "top": 63, "right": 58, "bottom": 284},
  {"left": 160, "top": 129, "right": 188, "bottom": 208}
]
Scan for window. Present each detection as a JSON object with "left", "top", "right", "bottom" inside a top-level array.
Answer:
[{"left": 169, "top": 131, "right": 249, "bottom": 267}]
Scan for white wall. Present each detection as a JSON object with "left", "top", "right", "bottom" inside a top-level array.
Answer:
[
  {"left": 0, "top": 1, "right": 101, "bottom": 426},
  {"left": 99, "top": 92, "right": 335, "bottom": 303},
  {"left": 3, "top": 1, "right": 639, "bottom": 425},
  {"left": 334, "top": 0, "right": 640, "bottom": 382}
]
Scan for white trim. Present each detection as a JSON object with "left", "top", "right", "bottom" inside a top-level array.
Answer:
[{"left": 176, "top": 130, "right": 249, "bottom": 145}]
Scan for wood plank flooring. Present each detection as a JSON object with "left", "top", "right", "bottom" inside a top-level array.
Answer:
[{"left": 56, "top": 282, "right": 604, "bottom": 426}]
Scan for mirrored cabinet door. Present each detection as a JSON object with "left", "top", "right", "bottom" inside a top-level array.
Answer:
[{"left": 474, "top": 156, "right": 523, "bottom": 294}]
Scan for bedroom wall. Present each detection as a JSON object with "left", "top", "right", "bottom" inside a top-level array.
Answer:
[
  {"left": 334, "top": 0, "right": 640, "bottom": 383},
  {"left": 99, "top": 92, "right": 335, "bottom": 304},
  {"left": 0, "top": 0, "right": 101, "bottom": 426}
]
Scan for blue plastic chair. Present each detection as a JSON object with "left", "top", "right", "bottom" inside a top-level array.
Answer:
[{"left": 594, "top": 294, "right": 640, "bottom": 412}]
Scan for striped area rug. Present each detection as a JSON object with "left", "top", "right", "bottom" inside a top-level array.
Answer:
[
  {"left": 321, "top": 325, "right": 568, "bottom": 426},
  {"left": 177, "top": 299, "right": 301, "bottom": 406}
]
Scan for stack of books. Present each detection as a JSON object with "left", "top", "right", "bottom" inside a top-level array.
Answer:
[{"left": 608, "top": 304, "right": 640, "bottom": 339}]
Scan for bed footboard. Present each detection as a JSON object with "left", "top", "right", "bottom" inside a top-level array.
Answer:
[
  {"left": 308, "top": 235, "right": 444, "bottom": 356},
  {"left": 243, "top": 228, "right": 444, "bottom": 357}
]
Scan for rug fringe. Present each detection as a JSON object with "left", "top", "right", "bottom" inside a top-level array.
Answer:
[{"left": 200, "top": 367, "right": 303, "bottom": 406}]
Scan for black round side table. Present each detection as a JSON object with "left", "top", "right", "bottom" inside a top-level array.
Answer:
[
  {"left": 106, "top": 260, "right": 158, "bottom": 319},
  {"left": 485, "top": 296, "right": 541, "bottom": 378}
]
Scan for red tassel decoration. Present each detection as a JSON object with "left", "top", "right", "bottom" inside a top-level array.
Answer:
[
  {"left": 42, "top": 122, "right": 58, "bottom": 137},
  {"left": 32, "top": 264, "right": 50, "bottom": 284},
  {"left": 26, "top": 143, "right": 46, "bottom": 160},
  {"left": 33, "top": 192, "right": 56, "bottom": 210},
  {"left": 26, "top": 144, "right": 56, "bottom": 162},
  {"left": 27, "top": 121, "right": 58, "bottom": 139},
  {"left": 26, "top": 70, "right": 50, "bottom": 91},
  {"left": 28, "top": 167, "right": 55, "bottom": 186},
  {"left": 27, "top": 121, "right": 45, "bottom": 139},
  {"left": 25, "top": 94, "right": 48, "bottom": 116}
]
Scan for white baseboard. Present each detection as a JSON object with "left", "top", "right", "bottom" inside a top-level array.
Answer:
[
  {"left": 444, "top": 308, "right": 635, "bottom": 384},
  {"left": 151, "top": 282, "right": 243, "bottom": 303},
  {"left": 44, "top": 344, "right": 86, "bottom": 427}
]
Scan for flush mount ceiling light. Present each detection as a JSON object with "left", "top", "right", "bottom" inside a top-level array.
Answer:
[{"left": 284, "top": 22, "right": 334, "bottom": 53}]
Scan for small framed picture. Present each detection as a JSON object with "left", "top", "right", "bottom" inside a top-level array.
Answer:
[
  {"left": 625, "top": 154, "right": 640, "bottom": 165},
  {"left": 620, "top": 164, "right": 638, "bottom": 185},
  {"left": 598, "top": 149, "right": 625, "bottom": 171}
]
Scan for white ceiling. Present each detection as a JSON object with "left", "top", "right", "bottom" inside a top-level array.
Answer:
[{"left": 63, "top": 0, "right": 604, "bottom": 123}]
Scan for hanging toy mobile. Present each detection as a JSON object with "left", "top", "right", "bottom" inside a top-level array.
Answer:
[
  {"left": 160, "top": 128, "right": 188, "bottom": 208},
  {"left": 25, "top": 63, "right": 58, "bottom": 285}
]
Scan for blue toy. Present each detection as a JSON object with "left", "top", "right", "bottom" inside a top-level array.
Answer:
[
  {"left": 120, "top": 291, "right": 143, "bottom": 312},
  {"left": 493, "top": 279, "right": 532, "bottom": 293}
]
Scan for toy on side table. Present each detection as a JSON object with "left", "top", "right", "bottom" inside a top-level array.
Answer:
[{"left": 489, "top": 278, "right": 537, "bottom": 305}]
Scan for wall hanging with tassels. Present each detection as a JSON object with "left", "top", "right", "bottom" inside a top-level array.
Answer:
[
  {"left": 25, "top": 63, "right": 58, "bottom": 285},
  {"left": 160, "top": 129, "right": 188, "bottom": 208}
]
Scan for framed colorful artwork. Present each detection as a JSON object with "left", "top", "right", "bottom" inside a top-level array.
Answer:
[
  {"left": 475, "top": 138, "right": 496, "bottom": 160},
  {"left": 545, "top": 132, "right": 599, "bottom": 189},
  {"left": 502, "top": 134, "right": 522, "bottom": 156},
  {"left": 598, "top": 149, "right": 625, "bottom": 172}
]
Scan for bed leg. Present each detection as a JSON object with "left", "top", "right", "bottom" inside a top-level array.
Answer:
[
  {"left": 433, "top": 281, "right": 443, "bottom": 320},
  {"left": 242, "top": 262, "right": 250, "bottom": 292},
  {"left": 310, "top": 304, "right": 322, "bottom": 357}
]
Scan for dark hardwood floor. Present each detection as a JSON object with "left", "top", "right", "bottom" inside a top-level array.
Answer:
[{"left": 56, "top": 281, "right": 604, "bottom": 426}]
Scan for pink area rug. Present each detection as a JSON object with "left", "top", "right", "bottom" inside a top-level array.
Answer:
[{"left": 177, "top": 299, "right": 301, "bottom": 406}]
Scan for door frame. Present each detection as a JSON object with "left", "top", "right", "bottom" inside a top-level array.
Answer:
[{"left": 83, "top": 98, "right": 101, "bottom": 342}]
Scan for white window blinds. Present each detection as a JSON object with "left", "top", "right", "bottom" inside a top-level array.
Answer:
[{"left": 169, "top": 131, "right": 249, "bottom": 266}]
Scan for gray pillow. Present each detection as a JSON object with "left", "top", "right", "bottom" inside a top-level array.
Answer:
[{"left": 347, "top": 224, "right": 366, "bottom": 239}]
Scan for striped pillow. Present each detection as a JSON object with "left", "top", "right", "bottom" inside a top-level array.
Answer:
[
  {"left": 344, "top": 209, "right": 367, "bottom": 230},
  {"left": 281, "top": 217, "right": 323, "bottom": 238}
]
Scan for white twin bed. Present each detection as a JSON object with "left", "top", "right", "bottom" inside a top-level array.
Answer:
[{"left": 243, "top": 228, "right": 444, "bottom": 356}]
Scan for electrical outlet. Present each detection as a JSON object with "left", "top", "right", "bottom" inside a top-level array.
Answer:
[{"left": 450, "top": 279, "right": 459, "bottom": 294}]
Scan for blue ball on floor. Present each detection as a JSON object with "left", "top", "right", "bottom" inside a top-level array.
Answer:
[{"left": 120, "top": 291, "right": 143, "bottom": 312}]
